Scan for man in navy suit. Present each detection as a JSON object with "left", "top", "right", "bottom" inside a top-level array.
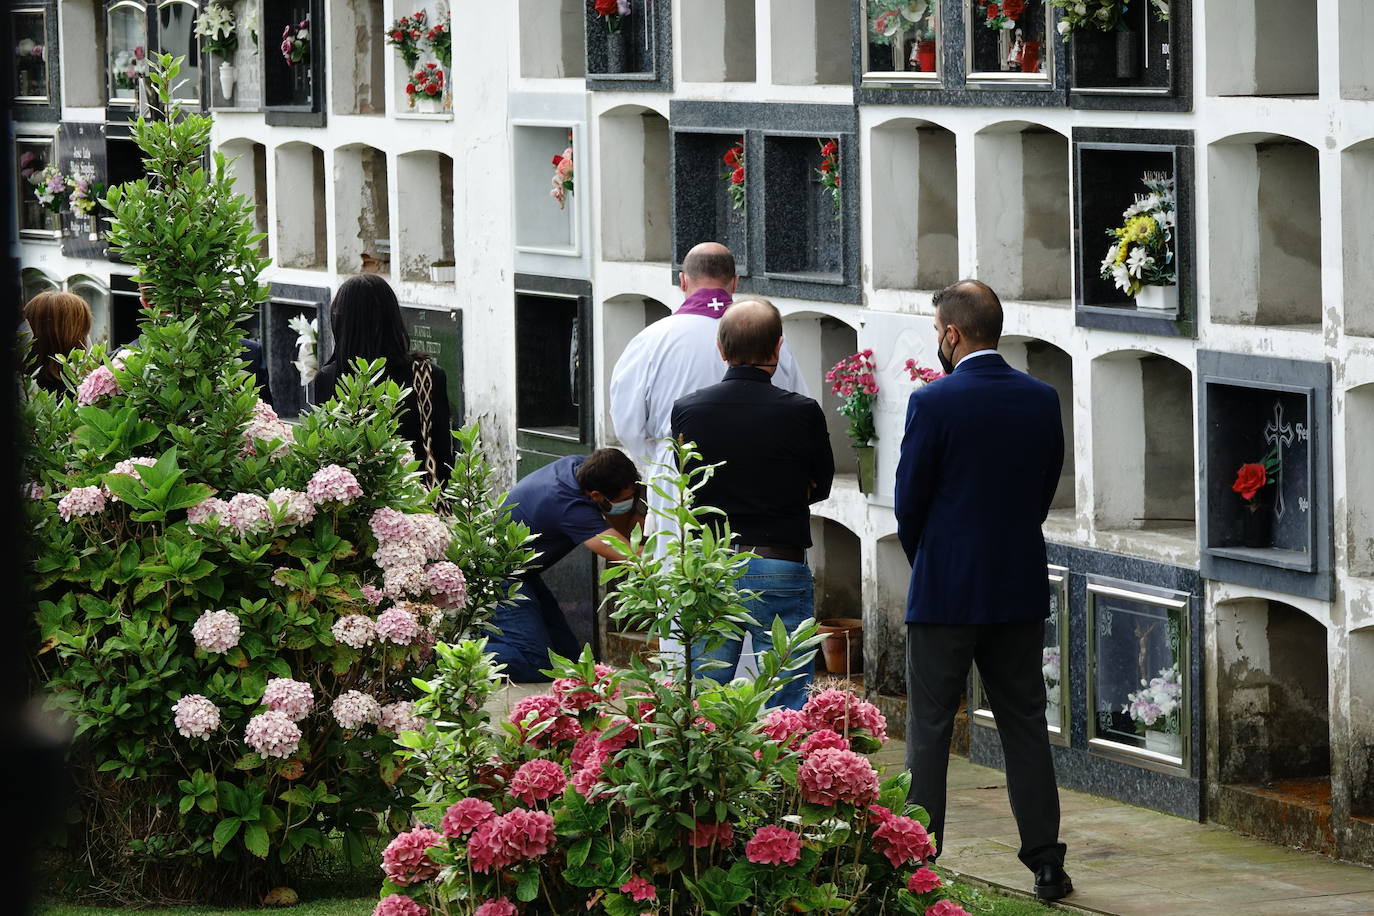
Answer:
[{"left": 895, "top": 279, "right": 1071, "bottom": 901}]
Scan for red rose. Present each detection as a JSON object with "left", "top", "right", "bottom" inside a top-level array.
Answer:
[
  {"left": 552, "top": 154, "right": 565, "bottom": 166},
  {"left": 820, "top": 161, "right": 833, "bottom": 173},
  {"left": 1002, "top": 0, "right": 1025, "bottom": 17},
  {"left": 594, "top": 0, "right": 619, "bottom": 14},
  {"left": 405, "top": 82, "right": 416, "bottom": 94},
  {"left": 986, "top": 2, "right": 1001, "bottom": 18},
  {"left": 391, "top": 30, "right": 403, "bottom": 40},
  {"left": 821, "top": 140, "right": 838, "bottom": 156},
  {"left": 731, "top": 167, "right": 745, "bottom": 184},
  {"left": 724, "top": 148, "right": 739, "bottom": 167},
  {"left": 1232, "top": 463, "right": 1268, "bottom": 501}
]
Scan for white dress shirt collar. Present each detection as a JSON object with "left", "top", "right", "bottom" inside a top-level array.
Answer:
[{"left": 955, "top": 348, "right": 999, "bottom": 369}]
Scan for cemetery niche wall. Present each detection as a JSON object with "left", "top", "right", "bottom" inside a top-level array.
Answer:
[
  {"left": 669, "top": 100, "right": 860, "bottom": 304},
  {"left": 1199, "top": 350, "right": 1334, "bottom": 601},
  {"left": 1072, "top": 127, "right": 1195, "bottom": 337},
  {"left": 583, "top": 0, "right": 671, "bottom": 91},
  {"left": 1066, "top": 0, "right": 1191, "bottom": 110},
  {"left": 263, "top": 0, "right": 323, "bottom": 125},
  {"left": 13, "top": 2, "right": 59, "bottom": 120},
  {"left": 969, "top": 545, "right": 1203, "bottom": 820}
]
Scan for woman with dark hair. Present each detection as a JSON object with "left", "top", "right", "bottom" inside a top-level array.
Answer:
[
  {"left": 314, "top": 274, "right": 454, "bottom": 482},
  {"left": 23, "top": 290, "right": 93, "bottom": 395}
]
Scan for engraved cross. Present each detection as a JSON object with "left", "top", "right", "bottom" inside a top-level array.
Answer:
[{"left": 1263, "top": 401, "right": 1294, "bottom": 520}]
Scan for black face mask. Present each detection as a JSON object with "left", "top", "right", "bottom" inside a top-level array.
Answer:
[{"left": 937, "top": 331, "right": 956, "bottom": 376}]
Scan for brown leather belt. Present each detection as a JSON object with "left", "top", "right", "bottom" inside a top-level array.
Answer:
[{"left": 737, "top": 545, "right": 805, "bottom": 563}]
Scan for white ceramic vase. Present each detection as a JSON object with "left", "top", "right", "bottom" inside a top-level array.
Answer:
[
  {"left": 1135, "top": 283, "right": 1178, "bottom": 311},
  {"left": 1145, "top": 729, "right": 1182, "bottom": 758},
  {"left": 219, "top": 62, "right": 236, "bottom": 100},
  {"left": 416, "top": 95, "right": 441, "bottom": 114}
]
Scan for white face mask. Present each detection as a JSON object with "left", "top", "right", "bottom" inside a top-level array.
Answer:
[{"left": 604, "top": 495, "right": 636, "bottom": 516}]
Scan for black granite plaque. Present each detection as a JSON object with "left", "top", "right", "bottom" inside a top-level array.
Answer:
[
  {"left": 400, "top": 305, "right": 464, "bottom": 424},
  {"left": 1198, "top": 351, "right": 1333, "bottom": 601},
  {"left": 1072, "top": 127, "right": 1196, "bottom": 337},
  {"left": 971, "top": 544, "right": 1204, "bottom": 820},
  {"left": 59, "top": 122, "right": 110, "bottom": 259},
  {"left": 110, "top": 273, "right": 144, "bottom": 349},
  {"left": 585, "top": 0, "right": 671, "bottom": 92},
  {"left": 672, "top": 130, "right": 749, "bottom": 273},
  {"left": 264, "top": 0, "right": 325, "bottom": 127},
  {"left": 13, "top": 2, "right": 61, "bottom": 122},
  {"left": 762, "top": 135, "right": 844, "bottom": 279},
  {"left": 265, "top": 282, "right": 330, "bottom": 419},
  {"left": 1068, "top": 0, "right": 1192, "bottom": 112},
  {"left": 515, "top": 274, "right": 593, "bottom": 447}
]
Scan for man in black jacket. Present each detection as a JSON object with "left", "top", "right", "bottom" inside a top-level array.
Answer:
[{"left": 671, "top": 298, "right": 834, "bottom": 708}]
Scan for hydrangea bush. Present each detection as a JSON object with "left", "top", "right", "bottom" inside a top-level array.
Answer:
[
  {"left": 373, "top": 444, "right": 972, "bottom": 915},
  {"left": 23, "top": 58, "right": 532, "bottom": 903}
]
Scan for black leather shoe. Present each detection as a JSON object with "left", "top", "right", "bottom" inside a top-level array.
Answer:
[{"left": 1034, "top": 863, "right": 1073, "bottom": 901}]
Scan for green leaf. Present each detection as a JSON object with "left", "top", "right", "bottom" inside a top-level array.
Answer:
[
  {"left": 243, "top": 822, "right": 270, "bottom": 858},
  {"left": 212, "top": 817, "right": 241, "bottom": 857},
  {"left": 516, "top": 869, "right": 540, "bottom": 902}
]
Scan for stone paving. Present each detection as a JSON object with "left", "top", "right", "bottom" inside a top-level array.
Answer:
[{"left": 898, "top": 749, "right": 1374, "bottom": 915}]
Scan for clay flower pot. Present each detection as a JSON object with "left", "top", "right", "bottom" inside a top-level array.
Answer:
[{"left": 817, "top": 618, "right": 863, "bottom": 676}]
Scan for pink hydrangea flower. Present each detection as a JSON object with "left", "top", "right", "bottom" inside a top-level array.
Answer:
[
  {"left": 441, "top": 798, "right": 496, "bottom": 837},
  {"left": 332, "top": 690, "right": 381, "bottom": 729},
  {"left": 570, "top": 731, "right": 602, "bottom": 770},
  {"left": 802, "top": 688, "right": 888, "bottom": 743},
  {"left": 759, "top": 707, "right": 808, "bottom": 747},
  {"left": 467, "top": 808, "right": 555, "bottom": 873},
  {"left": 244, "top": 710, "right": 302, "bottom": 758},
  {"left": 798, "top": 728, "right": 851, "bottom": 757},
  {"left": 508, "top": 759, "right": 567, "bottom": 805},
  {"left": 382, "top": 563, "right": 429, "bottom": 600},
  {"left": 425, "top": 562, "right": 468, "bottom": 609},
  {"left": 263, "top": 677, "right": 314, "bottom": 721},
  {"left": 688, "top": 820, "right": 734, "bottom": 849},
  {"left": 191, "top": 609, "right": 241, "bottom": 653},
  {"left": 369, "top": 506, "right": 415, "bottom": 542},
  {"left": 376, "top": 607, "right": 422, "bottom": 645},
  {"left": 925, "top": 902, "right": 970, "bottom": 916},
  {"left": 472, "top": 899, "right": 516, "bottom": 916},
  {"left": 105, "top": 457, "right": 157, "bottom": 500},
  {"left": 873, "top": 814, "right": 936, "bottom": 867},
  {"left": 361, "top": 584, "right": 385, "bottom": 605},
  {"left": 242, "top": 404, "right": 294, "bottom": 457},
  {"left": 597, "top": 719, "right": 638, "bottom": 755},
  {"left": 224, "top": 492, "right": 272, "bottom": 536},
  {"left": 76, "top": 365, "right": 119, "bottom": 405},
  {"left": 571, "top": 749, "right": 607, "bottom": 799},
  {"left": 187, "top": 496, "right": 229, "bottom": 526},
  {"left": 796, "top": 747, "right": 879, "bottom": 806},
  {"left": 381, "top": 827, "right": 444, "bottom": 886},
  {"left": 552, "top": 664, "right": 617, "bottom": 711},
  {"left": 331, "top": 614, "right": 377, "bottom": 649},
  {"left": 379, "top": 700, "right": 426, "bottom": 734},
  {"left": 619, "top": 875, "right": 657, "bottom": 902},
  {"left": 745, "top": 825, "right": 802, "bottom": 866},
  {"left": 373, "top": 894, "right": 428, "bottom": 916},
  {"left": 172, "top": 694, "right": 220, "bottom": 739},
  {"left": 306, "top": 464, "right": 362, "bottom": 505},
  {"left": 267, "top": 487, "right": 316, "bottom": 526},
  {"left": 908, "top": 867, "right": 943, "bottom": 894},
  {"left": 509, "top": 695, "right": 583, "bottom": 746},
  {"left": 411, "top": 513, "right": 452, "bottom": 561},
  {"left": 23, "top": 481, "right": 46, "bottom": 500},
  {"left": 57, "top": 486, "right": 106, "bottom": 522}
]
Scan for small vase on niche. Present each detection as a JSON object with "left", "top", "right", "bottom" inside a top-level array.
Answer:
[
  {"left": 219, "top": 61, "right": 236, "bottom": 101},
  {"left": 416, "top": 94, "right": 441, "bottom": 114},
  {"left": 855, "top": 444, "right": 877, "bottom": 495},
  {"left": 916, "top": 39, "right": 937, "bottom": 73},
  {"left": 1116, "top": 29, "right": 1141, "bottom": 79},
  {"left": 1240, "top": 497, "right": 1272, "bottom": 548},
  {"left": 605, "top": 26, "right": 630, "bottom": 74}
]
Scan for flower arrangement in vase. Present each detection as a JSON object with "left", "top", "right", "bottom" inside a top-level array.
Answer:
[
  {"left": 1050, "top": 0, "right": 1169, "bottom": 39},
  {"left": 550, "top": 133, "right": 574, "bottom": 209},
  {"left": 387, "top": 9, "right": 428, "bottom": 69},
  {"left": 1124, "top": 663, "right": 1182, "bottom": 756},
  {"left": 592, "top": 0, "right": 632, "bottom": 33},
  {"left": 427, "top": 13, "right": 451, "bottom": 69},
  {"left": 407, "top": 62, "right": 445, "bottom": 112},
  {"left": 828, "top": 350, "right": 879, "bottom": 492},
  {"left": 869, "top": 0, "right": 935, "bottom": 71},
  {"left": 1232, "top": 445, "right": 1280, "bottom": 547},
  {"left": 32, "top": 164, "right": 70, "bottom": 214},
  {"left": 721, "top": 138, "right": 746, "bottom": 212},
  {"left": 281, "top": 16, "right": 309, "bottom": 66},
  {"left": 817, "top": 139, "right": 842, "bottom": 216},
  {"left": 113, "top": 45, "right": 147, "bottom": 90},
  {"left": 977, "top": 0, "right": 1024, "bottom": 30},
  {"left": 1099, "top": 172, "right": 1177, "bottom": 309},
  {"left": 195, "top": 1, "right": 240, "bottom": 98}
]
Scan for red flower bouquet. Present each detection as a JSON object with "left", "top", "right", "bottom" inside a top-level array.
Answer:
[
  {"left": 721, "top": 138, "right": 746, "bottom": 212},
  {"left": 817, "top": 138, "right": 841, "bottom": 216},
  {"left": 407, "top": 62, "right": 444, "bottom": 104},
  {"left": 550, "top": 132, "right": 574, "bottom": 209},
  {"left": 591, "top": 0, "right": 632, "bottom": 34},
  {"left": 386, "top": 10, "right": 427, "bottom": 69},
  {"left": 827, "top": 350, "right": 879, "bottom": 447}
]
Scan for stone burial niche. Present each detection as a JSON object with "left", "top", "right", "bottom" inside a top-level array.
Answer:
[
  {"left": 761, "top": 134, "right": 846, "bottom": 282},
  {"left": 1214, "top": 597, "right": 1334, "bottom": 854},
  {"left": 672, "top": 130, "right": 751, "bottom": 274}
]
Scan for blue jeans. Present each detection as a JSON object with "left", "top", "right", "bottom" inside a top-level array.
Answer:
[
  {"left": 693, "top": 557, "right": 814, "bottom": 710},
  {"left": 487, "top": 576, "right": 582, "bottom": 683}
]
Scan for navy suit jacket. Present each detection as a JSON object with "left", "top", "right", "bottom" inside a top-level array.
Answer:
[{"left": 894, "top": 353, "right": 1064, "bottom": 625}]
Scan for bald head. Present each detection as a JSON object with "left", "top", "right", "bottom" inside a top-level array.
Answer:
[
  {"left": 934, "top": 279, "right": 1003, "bottom": 349},
  {"left": 718, "top": 298, "right": 783, "bottom": 368},
  {"left": 681, "top": 242, "right": 737, "bottom": 292}
]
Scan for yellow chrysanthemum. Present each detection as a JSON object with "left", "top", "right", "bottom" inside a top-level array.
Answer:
[{"left": 1125, "top": 215, "right": 1158, "bottom": 243}]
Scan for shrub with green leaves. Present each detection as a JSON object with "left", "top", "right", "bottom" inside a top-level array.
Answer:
[
  {"left": 24, "top": 57, "right": 532, "bottom": 904},
  {"left": 373, "top": 442, "right": 966, "bottom": 916}
]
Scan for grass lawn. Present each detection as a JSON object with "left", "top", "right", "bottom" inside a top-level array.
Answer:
[{"left": 37, "top": 882, "right": 1061, "bottom": 915}]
